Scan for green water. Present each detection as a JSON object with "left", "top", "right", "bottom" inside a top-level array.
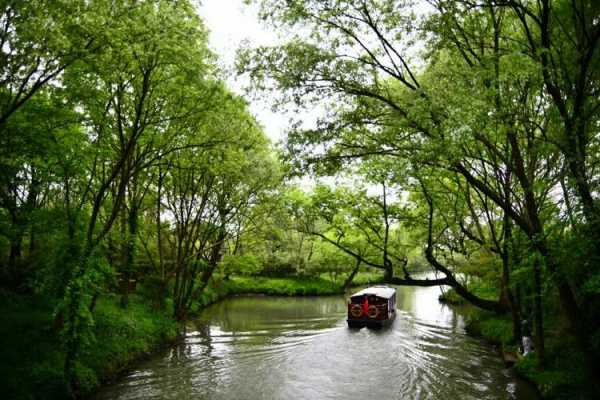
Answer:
[{"left": 95, "top": 284, "right": 539, "bottom": 399}]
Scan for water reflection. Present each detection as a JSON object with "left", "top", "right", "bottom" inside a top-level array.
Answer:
[{"left": 95, "top": 285, "right": 538, "bottom": 400}]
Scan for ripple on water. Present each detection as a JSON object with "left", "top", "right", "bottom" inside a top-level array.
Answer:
[{"left": 94, "top": 291, "right": 539, "bottom": 400}]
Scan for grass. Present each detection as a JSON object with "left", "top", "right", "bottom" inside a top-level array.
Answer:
[
  {"left": 186, "top": 275, "right": 345, "bottom": 315},
  {"left": 437, "top": 287, "right": 464, "bottom": 305},
  {"left": 225, "top": 271, "right": 390, "bottom": 297},
  {"left": 0, "top": 291, "right": 179, "bottom": 399},
  {"left": 0, "top": 292, "right": 65, "bottom": 399},
  {"left": 513, "top": 337, "right": 593, "bottom": 400},
  {"left": 317, "top": 271, "right": 386, "bottom": 287},
  {"left": 228, "top": 275, "right": 343, "bottom": 296},
  {"left": 464, "top": 308, "right": 593, "bottom": 399},
  {"left": 190, "top": 271, "right": 388, "bottom": 313},
  {"left": 464, "top": 309, "right": 514, "bottom": 347},
  {"left": 80, "top": 294, "right": 179, "bottom": 391}
]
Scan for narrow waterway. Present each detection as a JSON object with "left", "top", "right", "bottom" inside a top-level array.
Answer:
[{"left": 95, "top": 283, "right": 538, "bottom": 400}]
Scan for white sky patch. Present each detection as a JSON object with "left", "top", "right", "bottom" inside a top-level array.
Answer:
[
  {"left": 195, "top": 1, "right": 415, "bottom": 196},
  {"left": 197, "top": 0, "right": 291, "bottom": 143}
]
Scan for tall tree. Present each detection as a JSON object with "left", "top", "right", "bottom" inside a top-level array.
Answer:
[
  {"left": 55, "top": 1, "right": 214, "bottom": 392},
  {"left": 240, "top": 0, "right": 599, "bottom": 374}
]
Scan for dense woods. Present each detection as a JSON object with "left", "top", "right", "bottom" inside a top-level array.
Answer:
[
  {"left": 1, "top": 0, "right": 599, "bottom": 399},
  {"left": 0, "top": 0, "right": 279, "bottom": 395}
]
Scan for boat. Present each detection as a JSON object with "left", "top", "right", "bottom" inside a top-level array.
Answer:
[{"left": 347, "top": 286, "right": 396, "bottom": 328}]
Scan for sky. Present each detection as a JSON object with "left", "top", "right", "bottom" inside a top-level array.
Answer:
[
  {"left": 196, "top": 0, "right": 382, "bottom": 192},
  {"left": 197, "top": 0, "right": 290, "bottom": 143},
  {"left": 196, "top": 1, "right": 403, "bottom": 195}
]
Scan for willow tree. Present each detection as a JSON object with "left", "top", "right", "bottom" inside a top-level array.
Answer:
[{"left": 289, "top": 182, "right": 407, "bottom": 281}]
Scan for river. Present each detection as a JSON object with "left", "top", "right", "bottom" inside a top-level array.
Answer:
[{"left": 95, "top": 283, "right": 538, "bottom": 399}]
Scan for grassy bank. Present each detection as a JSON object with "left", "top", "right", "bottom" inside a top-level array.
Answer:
[
  {"left": 440, "top": 287, "right": 593, "bottom": 399},
  {"left": 0, "top": 292, "right": 179, "bottom": 399},
  {"left": 1, "top": 273, "right": 385, "bottom": 399},
  {"left": 193, "top": 272, "right": 385, "bottom": 310},
  {"left": 228, "top": 275, "right": 342, "bottom": 295},
  {"left": 192, "top": 275, "right": 346, "bottom": 312}
]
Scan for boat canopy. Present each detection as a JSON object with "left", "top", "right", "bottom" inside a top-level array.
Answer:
[{"left": 351, "top": 286, "right": 395, "bottom": 299}]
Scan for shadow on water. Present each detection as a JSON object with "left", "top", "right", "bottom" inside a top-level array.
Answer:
[{"left": 95, "top": 283, "right": 540, "bottom": 400}]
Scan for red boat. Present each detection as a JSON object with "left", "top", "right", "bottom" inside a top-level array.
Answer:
[{"left": 347, "top": 286, "right": 396, "bottom": 328}]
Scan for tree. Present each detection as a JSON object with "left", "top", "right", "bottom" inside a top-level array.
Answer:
[
  {"left": 55, "top": 0, "right": 215, "bottom": 391},
  {"left": 240, "top": 0, "right": 599, "bottom": 376},
  {"left": 159, "top": 92, "right": 276, "bottom": 320},
  {"left": 0, "top": 0, "right": 115, "bottom": 128}
]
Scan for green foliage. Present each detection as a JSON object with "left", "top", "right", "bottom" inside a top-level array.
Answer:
[
  {"left": 229, "top": 276, "right": 343, "bottom": 296},
  {"left": 0, "top": 292, "right": 179, "bottom": 399},
  {"left": 2, "top": 0, "right": 600, "bottom": 398},
  {"left": 80, "top": 294, "right": 178, "bottom": 389},
  {"left": 438, "top": 280, "right": 499, "bottom": 305},
  {"left": 467, "top": 307, "right": 596, "bottom": 400},
  {"left": 349, "top": 272, "right": 386, "bottom": 287},
  {"left": 465, "top": 311, "right": 514, "bottom": 347},
  {"left": 438, "top": 287, "right": 464, "bottom": 305},
  {"left": 73, "top": 362, "right": 99, "bottom": 396},
  {"left": 194, "top": 280, "right": 235, "bottom": 309},
  {"left": 0, "top": 293, "right": 65, "bottom": 399},
  {"left": 221, "top": 254, "right": 263, "bottom": 276},
  {"left": 515, "top": 351, "right": 590, "bottom": 400},
  {"left": 189, "top": 274, "right": 348, "bottom": 315}
]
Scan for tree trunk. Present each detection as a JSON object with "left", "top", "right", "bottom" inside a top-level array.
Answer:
[
  {"left": 121, "top": 205, "right": 138, "bottom": 308},
  {"left": 63, "top": 246, "right": 93, "bottom": 397},
  {"left": 382, "top": 181, "right": 393, "bottom": 283},
  {"left": 119, "top": 204, "right": 128, "bottom": 308},
  {"left": 29, "top": 225, "right": 36, "bottom": 255},
  {"left": 343, "top": 259, "right": 361, "bottom": 290},
  {"left": 8, "top": 235, "right": 22, "bottom": 284},
  {"left": 532, "top": 254, "right": 545, "bottom": 369},
  {"left": 89, "top": 293, "right": 99, "bottom": 313},
  {"left": 187, "top": 229, "right": 228, "bottom": 314}
]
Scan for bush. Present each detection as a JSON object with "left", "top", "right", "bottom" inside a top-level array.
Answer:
[
  {"left": 0, "top": 292, "right": 180, "bottom": 399},
  {"left": 465, "top": 311, "right": 514, "bottom": 346},
  {"left": 229, "top": 276, "right": 343, "bottom": 296},
  {"left": 221, "top": 254, "right": 262, "bottom": 276},
  {"left": 515, "top": 353, "right": 588, "bottom": 400}
]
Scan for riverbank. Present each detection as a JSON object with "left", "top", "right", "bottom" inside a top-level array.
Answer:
[
  {"left": 0, "top": 291, "right": 179, "bottom": 399},
  {"left": 95, "top": 277, "right": 536, "bottom": 400},
  {"left": 439, "top": 288, "right": 592, "bottom": 400},
  {"left": 1, "top": 274, "right": 384, "bottom": 399},
  {"left": 194, "top": 272, "right": 385, "bottom": 310},
  {"left": 194, "top": 276, "right": 343, "bottom": 310}
]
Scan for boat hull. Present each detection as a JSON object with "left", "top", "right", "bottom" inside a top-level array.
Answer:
[{"left": 347, "top": 312, "right": 396, "bottom": 329}]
